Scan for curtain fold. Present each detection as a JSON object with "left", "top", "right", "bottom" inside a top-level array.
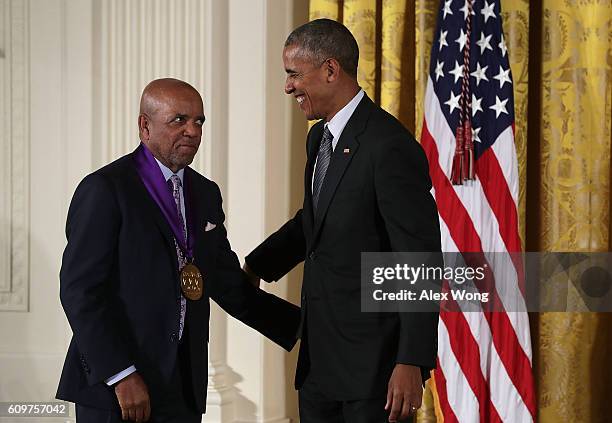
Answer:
[
  {"left": 309, "top": 0, "right": 340, "bottom": 20},
  {"left": 381, "top": 0, "right": 415, "bottom": 130},
  {"left": 306, "top": 1, "right": 612, "bottom": 421},
  {"left": 536, "top": 1, "right": 612, "bottom": 422},
  {"left": 502, "top": 0, "right": 529, "bottom": 243},
  {"left": 415, "top": 0, "right": 438, "bottom": 141},
  {"left": 343, "top": 0, "right": 378, "bottom": 99}
]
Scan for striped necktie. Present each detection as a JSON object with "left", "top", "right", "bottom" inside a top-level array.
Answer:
[
  {"left": 169, "top": 174, "right": 187, "bottom": 340},
  {"left": 312, "top": 126, "right": 333, "bottom": 213}
]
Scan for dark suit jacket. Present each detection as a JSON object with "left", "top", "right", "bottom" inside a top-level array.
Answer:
[
  {"left": 56, "top": 150, "right": 300, "bottom": 413},
  {"left": 246, "top": 94, "right": 441, "bottom": 400}
]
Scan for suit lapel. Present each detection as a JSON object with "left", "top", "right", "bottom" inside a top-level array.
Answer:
[
  {"left": 127, "top": 154, "right": 214, "bottom": 262},
  {"left": 311, "top": 95, "right": 374, "bottom": 242},
  {"left": 184, "top": 167, "right": 213, "bottom": 242},
  {"left": 126, "top": 156, "right": 177, "bottom": 254}
]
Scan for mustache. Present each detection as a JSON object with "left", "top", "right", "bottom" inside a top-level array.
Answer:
[{"left": 175, "top": 140, "right": 200, "bottom": 149}]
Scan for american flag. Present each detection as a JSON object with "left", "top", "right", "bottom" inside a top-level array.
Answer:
[{"left": 419, "top": 0, "right": 536, "bottom": 421}]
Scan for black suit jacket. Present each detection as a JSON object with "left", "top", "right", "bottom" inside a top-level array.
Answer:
[
  {"left": 246, "top": 94, "right": 442, "bottom": 400},
  {"left": 56, "top": 151, "right": 300, "bottom": 413}
]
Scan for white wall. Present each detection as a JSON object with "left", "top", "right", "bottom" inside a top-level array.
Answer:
[
  {"left": 0, "top": 5, "right": 92, "bottom": 423},
  {"left": 0, "top": 0, "right": 308, "bottom": 422}
]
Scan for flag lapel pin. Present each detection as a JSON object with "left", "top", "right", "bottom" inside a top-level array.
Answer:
[{"left": 343, "top": 148, "right": 350, "bottom": 154}]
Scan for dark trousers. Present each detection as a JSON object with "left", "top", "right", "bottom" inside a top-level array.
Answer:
[
  {"left": 76, "top": 333, "right": 200, "bottom": 423},
  {"left": 299, "top": 374, "right": 413, "bottom": 423}
]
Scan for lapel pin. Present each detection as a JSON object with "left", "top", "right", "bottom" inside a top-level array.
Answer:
[{"left": 343, "top": 148, "right": 350, "bottom": 154}]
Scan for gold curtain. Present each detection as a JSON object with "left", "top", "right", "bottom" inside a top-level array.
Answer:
[
  {"left": 536, "top": 1, "right": 612, "bottom": 422},
  {"left": 309, "top": 0, "right": 612, "bottom": 421}
]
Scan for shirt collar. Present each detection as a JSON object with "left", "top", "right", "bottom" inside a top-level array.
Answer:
[
  {"left": 154, "top": 157, "right": 185, "bottom": 184},
  {"left": 325, "top": 88, "right": 365, "bottom": 142}
]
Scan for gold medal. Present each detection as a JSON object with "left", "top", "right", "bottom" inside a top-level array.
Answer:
[{"left": 180, "top": 263, "right": 204, "bottom": 300}]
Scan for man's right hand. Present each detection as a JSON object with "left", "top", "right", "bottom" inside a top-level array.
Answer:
[
  {"left": 114, "top": 372, "right": 151, "bottom": 422},
  {"left": 243, "top": 263, "right": 261, "bottom": 288}
]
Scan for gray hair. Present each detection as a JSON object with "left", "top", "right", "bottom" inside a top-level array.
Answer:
[{"left": 284, "top": 19, "right": 359, "bottom": 78}]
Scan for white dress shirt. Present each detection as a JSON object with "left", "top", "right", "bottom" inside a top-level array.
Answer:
[{"left": 312, "top": 89, "right": 365, "bottom": 192}]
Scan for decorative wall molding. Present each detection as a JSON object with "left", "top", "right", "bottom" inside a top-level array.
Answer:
[
  {"left": 202, "top": 361, "right": 235, "bottom": 422},
  {"left": 0, "top": 0, "right": 30, "bottom": 311},
  {"left": 93, "top": 1, "right": 237, "bottom": 420},
  {"left": 93, "top": 0, "right": 212, "bottom": 175}
]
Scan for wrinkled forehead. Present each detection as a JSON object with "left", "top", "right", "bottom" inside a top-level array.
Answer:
[{"left": 156, "top": 88, "right": 204, "bottom": 115}]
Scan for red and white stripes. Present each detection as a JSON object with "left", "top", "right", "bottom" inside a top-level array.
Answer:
[{"left": 421, "top": 76, "right": 536, "bottom": 422}]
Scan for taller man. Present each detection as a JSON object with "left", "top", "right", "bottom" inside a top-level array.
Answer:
[
  {"left": 57, "top": 78, "right": 300, "bottom": 423},
  {"left": 244, "top": 19, "right": 442, "bottom": 423}
]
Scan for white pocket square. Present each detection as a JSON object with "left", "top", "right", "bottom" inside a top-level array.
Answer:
[{"left": 204, "top": 222, "right": 217, "bottom": 232}]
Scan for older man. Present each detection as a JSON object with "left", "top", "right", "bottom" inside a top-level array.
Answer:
[
  {"left": 244, "top": 19, "right": 442, "bottom": 423},
  {"left": 57, "top": 78, "right": 300, "bottom": 422}
]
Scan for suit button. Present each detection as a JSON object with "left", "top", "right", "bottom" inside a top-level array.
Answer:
[
  {"left": 170, "top": 333, "right": 177, "bottom": 343},
  {"left": 309, "top": 251, "right": 316, "bottom": 260}
]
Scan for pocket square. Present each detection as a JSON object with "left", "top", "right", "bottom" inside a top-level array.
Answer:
[{"left": 205, "top": 222, "right": 217, "bottom": 232}]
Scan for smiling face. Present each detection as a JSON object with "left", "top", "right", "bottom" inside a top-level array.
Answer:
[
  {"left": 283, "top": 45, "right": 332, "bottom": 121},
  {"left": 139, "top": 84, "right": 205, "bottom": 173}
]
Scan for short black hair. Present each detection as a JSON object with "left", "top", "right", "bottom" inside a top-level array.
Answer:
[{"left": 285, "top": 18, "right": 359, "bottom": 78}]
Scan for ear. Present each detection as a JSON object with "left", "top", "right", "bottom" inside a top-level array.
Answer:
[
  {"left": 325, "top": 58, "right": 342, "bottom": 83},
  {"left": 138, "top": 114, "right": 150, "bottom": 140}
]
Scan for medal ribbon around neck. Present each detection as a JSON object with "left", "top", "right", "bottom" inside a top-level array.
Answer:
[
  {"left": 134, "top": 143, "right": 203, "bottom": 300},
  {"left": 133, "top": 143, "right": 197, "bottom": 260}
]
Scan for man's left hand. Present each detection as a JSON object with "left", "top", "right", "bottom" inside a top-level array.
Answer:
[{"left": 385, "top": 363, "right": 423, "bottom": 422}]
